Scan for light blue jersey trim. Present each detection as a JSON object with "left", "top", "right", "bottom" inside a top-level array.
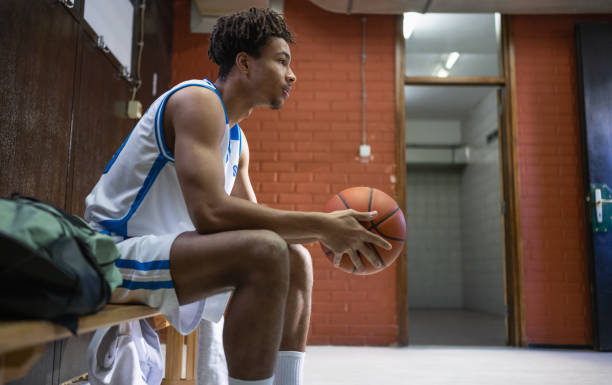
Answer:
[
  {"left": 115, "top": 259, "right": 170, "bottom": 270},
  {"left": 154, "top": 80, "right": 229, "bottom": 162},
  {"left": 99, "top": 154, "right": 168, "bottom": 237},
  {"left": 119, "top": 279, "right": 174, "bottom": 290}
]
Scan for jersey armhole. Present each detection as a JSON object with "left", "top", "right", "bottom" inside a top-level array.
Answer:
[{"left": 155, "top": 82, "right": 229, "bottom": 162}]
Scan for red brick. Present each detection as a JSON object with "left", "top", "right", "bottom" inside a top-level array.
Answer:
[
  {"left": 261, "top": 183, "right": 295, "bottom": 193},
  {"left": 314, "top": 173, "right": 349, "bottom": 183},
  {"left": 296, "top": 183, "right": 330, "bottom": 194},
  {"left": 279, "top": 152, "right": 314, "bottom": 161},
  {"left": 279, "top": 193, "right": 312, "bottom": 204},
  {"left": 279, "top": 172, "right": 313, "bottom": 182},
  {"left": 296, "top": 162, "right": 331, "bottom": 173},
  {"left": 261, "top": 162, "right": 295, "bottom": 172},
  {"left": 251, "top": 172, "right": 277, "bottom": 182},
  {"left": 262, "top": 141, "right": 296, "bottom": 152}
]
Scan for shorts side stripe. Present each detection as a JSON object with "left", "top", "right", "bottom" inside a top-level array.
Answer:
[
  {"left": 119, "top": 279, "right": 174, "bottom": 290},
  {"left": 115, "top": 259, "right": 170, "bottom": 270}
]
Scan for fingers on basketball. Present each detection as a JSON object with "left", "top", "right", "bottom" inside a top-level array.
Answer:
[{"left": 321, "top": 187, "right": 406, "bottom": 275}]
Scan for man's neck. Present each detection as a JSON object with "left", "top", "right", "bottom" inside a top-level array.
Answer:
[{"left": 213, "top": 78, "right": 253, "bottom": 127}]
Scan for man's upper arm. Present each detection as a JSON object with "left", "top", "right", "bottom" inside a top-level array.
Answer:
[
  {"left": 230, "top": 134, "right": 257, "bottom": 203},
  {"left": 167, "top": 86, "right": 229, "bottom": 232}
]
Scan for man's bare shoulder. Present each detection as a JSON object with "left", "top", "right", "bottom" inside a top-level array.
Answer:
[{"left": 165, "top": 84, "right": 226, "bottom": 144}]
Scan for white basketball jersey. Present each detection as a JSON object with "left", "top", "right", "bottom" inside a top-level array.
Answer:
[{"left": 85, "top": 79, "right": 242, "bottom": 238}]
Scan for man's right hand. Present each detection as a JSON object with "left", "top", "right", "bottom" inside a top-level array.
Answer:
[{"left": 318, "top": 209, "right": 392, "bottom": 272}]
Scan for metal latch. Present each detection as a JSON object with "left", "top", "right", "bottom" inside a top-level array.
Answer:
[{"left": 591, "top": 184, "right": 612, "bottom": 233}]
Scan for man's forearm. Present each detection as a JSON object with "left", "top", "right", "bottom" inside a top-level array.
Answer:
[{"left": 192, "top": 194, "right": 327, "bottom": 242}]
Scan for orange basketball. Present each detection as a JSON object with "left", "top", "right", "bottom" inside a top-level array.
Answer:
[{"left": 320, "top": 186, "right": 406, "bottom": 275}]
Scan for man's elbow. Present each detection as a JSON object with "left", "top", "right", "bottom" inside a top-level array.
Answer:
[{"left": 190, "top": 203, "right": 224, "bottom": 234}]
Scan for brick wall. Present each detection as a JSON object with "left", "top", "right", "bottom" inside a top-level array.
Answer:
[
  {"left": 513, "top": 14, "right": 612, "bottom": 345},
  {"left": 172, "top": 0, "right": 399, "bottom": 345}
]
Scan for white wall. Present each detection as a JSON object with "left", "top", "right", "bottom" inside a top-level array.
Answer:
[
  {"left": 459, "top": 90, "right": 506, "bottom": 316},
  {"left": 406, "top": 119, "right": 462, "bottom": 145},
  {"left": 405, "top": 119, "right": 464, "bottom": 164},
  {"left": 406, "top": 170, "right": 463, "bottom": 308}
]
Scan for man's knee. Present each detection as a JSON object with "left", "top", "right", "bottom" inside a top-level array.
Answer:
[
  {"left": 288, "top": 244, "right": 313, "bottom": 293},
  {"left": 244, "top": 230, "right": 290, "bottom": 289}
]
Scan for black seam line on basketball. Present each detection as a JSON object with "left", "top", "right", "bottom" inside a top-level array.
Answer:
[
  {"left": 366, "top": 207, "right": 400, "bottom": 231},
  {"left": 372, "top": 207, "right": 401, "bottom": 227},
  {"left": 337, "top": 193, "right": 350, "bottom": 209},
  {"left": 368, "top": 187, "right": 373, "bottom": 212},
  {"left": 371, "top": 227, "right": 405, "bottom": 242},
  {"left": 369, "top": 243, "right": 386, "bottom": 266}
]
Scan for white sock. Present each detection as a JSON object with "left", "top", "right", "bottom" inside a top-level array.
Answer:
[
  {"left": 272, "top": 351, "right": 305, "bottom": 385},
  {"left": 228, "top": 376, "right": 274, "bottom": 385}
]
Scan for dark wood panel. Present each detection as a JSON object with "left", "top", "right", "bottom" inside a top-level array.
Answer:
[
  {"left": 0, "top": 0, "right": 78, "bottom": 208},
  {"left": 68, "top": 32, "right": 134, "bottom": 216},
  {"left": 139, "top": 0, "right": 173, "bottom": 109},
  {"left": 394, "top": 15, "right": 408, "bottom": 346}
]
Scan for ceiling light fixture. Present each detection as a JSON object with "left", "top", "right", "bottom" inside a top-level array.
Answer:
[
  {"left": 445, "top": 51, "right": 460, "bottom": 69},
  {"left": 403, "top": 12, "right": 422, "bottom": 40},
  {"left": 436, "top": 67, "right": 449, "bottom": 78}
]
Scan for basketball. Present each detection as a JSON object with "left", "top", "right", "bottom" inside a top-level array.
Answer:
[{"left": 320, "top": 187, "right": 406, "bottom": 275}]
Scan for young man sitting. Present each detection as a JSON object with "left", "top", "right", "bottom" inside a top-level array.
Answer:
[{"left": 85, "top": 8, "right": 390, "bottom": 385}]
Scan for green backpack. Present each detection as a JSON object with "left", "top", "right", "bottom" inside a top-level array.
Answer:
[{"left": 0, "top": 195, "right": 123, "bottom": 332}]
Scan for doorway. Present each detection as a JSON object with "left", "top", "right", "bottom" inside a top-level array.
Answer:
[
  {"left": 404, "top": 85, "right": 506, "bottom": 345},
  {"left": 395, "top": 12, "right": 517, "bottom": 346}
]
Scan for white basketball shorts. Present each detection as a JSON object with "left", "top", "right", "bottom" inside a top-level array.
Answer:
[{"left": 110, "top": 232, "right": 232, "bottom": 335}]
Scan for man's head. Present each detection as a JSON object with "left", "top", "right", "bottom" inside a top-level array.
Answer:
[{"left": 208, "top": 8, "right": 295, "bottom": 80}]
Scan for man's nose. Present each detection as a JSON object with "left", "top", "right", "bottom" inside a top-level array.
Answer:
[{"left": 287, "top": 67, "right": 297, "bottom": 84}]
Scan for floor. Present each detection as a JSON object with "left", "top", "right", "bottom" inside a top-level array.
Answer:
[
  {"left": 408, "top": 308, "right": 507, "bottom": 345},
  {"left": 303, "top": 346, "right": 612, "bottom": 385},
  {"left": 304, "top": 309, "right": 612, "bottom": 385},
  {"left": 155, "top": 309, "right": 611, "bottom": 385}
]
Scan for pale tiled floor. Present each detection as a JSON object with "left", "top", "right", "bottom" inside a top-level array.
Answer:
[
  {"left": 159, "top": 309, "right": 611, "bottom": 385},
  {"left": 304, "top": 309, "right": 612, "bottom": 385},
  {"left": 303, "top": 346, "right": 612, "bottom": 385},
  {"left": 408, "top": 308, "right": 506, "bottom": 346}
]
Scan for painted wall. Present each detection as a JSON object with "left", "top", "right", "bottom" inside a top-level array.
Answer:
[
  {"left": 513, "top": 14, "right": 612, "bottom": 345},
  {"left": 406, "top": 169, "right": 463, "bottom": 308},
  {"left": 172, "top": 0, "right": 398, "bottom": 345},
  {"left": 460, "top": 90, "right": 506, "bottom": 316}
]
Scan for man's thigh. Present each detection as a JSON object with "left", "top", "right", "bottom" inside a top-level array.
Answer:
[{"left": 169, "top": 229, "right": 286, "bottom": 306}]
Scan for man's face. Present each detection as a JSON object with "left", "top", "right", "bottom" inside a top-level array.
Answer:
[{"left": 248, "top": 37, "right": 297, "bottom": 110}]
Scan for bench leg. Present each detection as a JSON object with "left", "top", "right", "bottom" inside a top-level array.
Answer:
[{"left": 162, "top": 326, "right": 198, "bottom": 385}]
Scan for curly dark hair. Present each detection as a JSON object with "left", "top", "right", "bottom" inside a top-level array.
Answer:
[{"left": 208, "top": 8, "right": 295, "bottom": 79}]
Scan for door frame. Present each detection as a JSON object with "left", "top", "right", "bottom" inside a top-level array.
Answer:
[{"left": 394, "top": 14, "right": 525, "bottom": 346}]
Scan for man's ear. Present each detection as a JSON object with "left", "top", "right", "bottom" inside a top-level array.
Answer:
[{"left": 235, "top": 52, "right": 250, "bottom": 74}]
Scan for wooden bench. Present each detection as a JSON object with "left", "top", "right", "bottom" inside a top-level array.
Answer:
[{"left": 0, "top": 305, "right": 199, "bottom": 385}]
